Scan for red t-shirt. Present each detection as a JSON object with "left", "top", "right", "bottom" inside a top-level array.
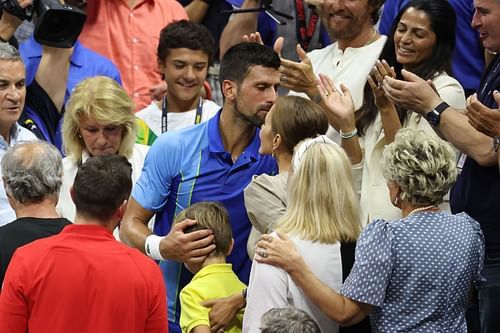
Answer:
[{"left": 0, "top": 224, "right": 167, "bottom": 333}]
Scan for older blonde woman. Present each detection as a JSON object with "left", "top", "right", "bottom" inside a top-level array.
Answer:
[
  {"left": 243, "top": 136, "right": 362, "bottom": 333},
  {"left": 256, "top": 128, "right": 485, "bottom": 332},
  {"left": 57, "top": 76, "right": 149, "bottom": 221}
]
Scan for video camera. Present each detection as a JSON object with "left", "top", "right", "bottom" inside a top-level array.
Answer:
[{"left": 1, "top": 0, "right": 86, "bottom": 48}]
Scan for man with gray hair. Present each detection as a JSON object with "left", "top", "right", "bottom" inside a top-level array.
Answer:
[
  {"left": 0, "top": 42, "right": 38, "bottom": 226},
  {"left": 0, "top": 141, "right": 70, "bottom": 288},
  {"left": 260, "top": 307, "right": 320, "bottom": 333}
]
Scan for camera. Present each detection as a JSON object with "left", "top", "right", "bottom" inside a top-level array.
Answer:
[{"left": 1, "top": 0, "right": 86, "bottom": 48}]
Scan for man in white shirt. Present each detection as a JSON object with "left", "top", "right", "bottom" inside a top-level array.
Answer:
[
  {"left": 281, "top": 0, "right": 386, "bottom": 141},
  {"left": 0, "top": 42, "right": 38, "bottom": 226}
]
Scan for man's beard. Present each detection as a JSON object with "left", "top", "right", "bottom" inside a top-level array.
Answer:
[{"left": 233, "top": 99, "right": 267, "bottom": 128}]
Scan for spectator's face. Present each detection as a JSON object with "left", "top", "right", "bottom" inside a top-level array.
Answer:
[
  {"left": 321, "top": 0, "right": 373, "bottom": 40},
  {"left": 232, "top": 65, "right": 279, "bottom": 128},
  {"left": 258, "top": 105, "right": 275, "bottom": 154},
  {"left": 0, "top": 60, "right": 25, "bottom": 129},
  {"left": 394, "top": 8, "right": 436, "bottom": 69},
  {"left": 160, "top": 48, "right": 209, "bottom": 104},
  {"left": 472, "top": 0, "right": 500, "bottom": 53},
  {"left": 78, "top": 117, "right": 124, "bottom": 156}
]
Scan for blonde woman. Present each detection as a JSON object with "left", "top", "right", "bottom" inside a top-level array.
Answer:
[
  {"left": 243, "top": 136, "right": 362, "bottom": 333},
  {"left": 244, "top": 95, "right": 328, "bottom": 258},
  {"left": 256, "top": 129, "right": 484, "bottom": 332},
  {"left": 57, "top": 76, "right": 149, "bottom": 222}
]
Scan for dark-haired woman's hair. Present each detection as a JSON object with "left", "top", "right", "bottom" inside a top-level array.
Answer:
[{"left": 356, "top": 0, "right": 456, "bottom": 136}]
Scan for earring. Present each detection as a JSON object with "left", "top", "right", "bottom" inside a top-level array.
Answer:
[{"left": 392, "top": 196, "right": 399, "bottom": 206}]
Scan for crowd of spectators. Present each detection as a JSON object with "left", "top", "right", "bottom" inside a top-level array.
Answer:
[{"left": 0, "top": 0, "right": 498, "bottom": 332}]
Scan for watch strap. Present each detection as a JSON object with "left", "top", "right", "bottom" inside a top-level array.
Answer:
[{"left": 434, "top": 101, "right": 450, "bottom": 114}]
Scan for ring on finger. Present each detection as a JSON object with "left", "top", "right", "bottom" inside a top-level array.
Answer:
[
  {"left": 280, "top": 74, "right": 287, "bottom": 83},
  {"left": 261, "top": 249, "right": 268, "bottom": 258}
]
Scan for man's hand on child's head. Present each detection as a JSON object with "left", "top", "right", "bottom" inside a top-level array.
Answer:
[{"left": 161, "top": 219, "right": 215, "bottom": 262}]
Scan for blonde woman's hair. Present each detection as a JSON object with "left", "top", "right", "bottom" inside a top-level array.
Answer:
[
  {"left": 62, "top": 76, "right": 136, "bottom": 161},
  {"left": 277, "top": 141, "right": 361, "bottom": 243},
  {"left": 383, "top": 128, "right": 458, "bottom": 206}
]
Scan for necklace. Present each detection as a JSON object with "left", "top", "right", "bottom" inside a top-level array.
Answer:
[{"left": 406, "top": 205, "right": 436, "bottom": 217}]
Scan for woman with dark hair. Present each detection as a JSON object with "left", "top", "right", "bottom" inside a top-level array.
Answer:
[{"left": 320, "top": 0, "right": 466, "bottom": 226}]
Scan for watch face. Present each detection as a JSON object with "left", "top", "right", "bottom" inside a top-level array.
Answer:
[{"left": 426, "top": 110, "right": 440, "bottom": 126}]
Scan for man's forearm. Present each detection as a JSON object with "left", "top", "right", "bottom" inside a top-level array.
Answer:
[
  {"left": 438, "top": 109, "right": 497, "bottom": 166},
  {"left": 219, "top": 0, "right": 259, "bottom": 59},
  {"left": 119, "top": 214, "right": 152, "bottom": 253},
  {"left": 184, "top": 0, "right": 209, "bottom": 23}
]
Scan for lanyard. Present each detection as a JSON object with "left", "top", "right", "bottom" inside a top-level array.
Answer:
[
  {"left": 161, "top": 96, "right": 203, "bottom": 133},
  {"left": 294, "top": 0, "right": 319, "bottom": 51}
]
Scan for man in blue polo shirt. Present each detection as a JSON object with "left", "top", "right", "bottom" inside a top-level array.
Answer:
[{"left": 120, "top": 42, "right": 280, "bottom": 333}]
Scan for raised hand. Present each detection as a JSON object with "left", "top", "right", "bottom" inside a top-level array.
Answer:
[
  {"left": 242, "top": 32, "right": 264, "bottom": 45},
  {"left": 279, "top": 44, "right": 317, "bottom": 96},
  {"left": 367, "top": 60, "right": 396, "bottom": 110},
  {"left": 466, "top": 91, "right": 500, "bottom": 138},
  {"left": 316, "top": 74, "right": 356, "bottom": 130}
]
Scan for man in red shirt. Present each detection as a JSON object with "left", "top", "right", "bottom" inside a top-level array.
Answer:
[
  {"left": 0, "top": 155, "right": 168, "bottom": 333},
  {"left": 79, "top": 0, "right": 188, "bottom": 110}
]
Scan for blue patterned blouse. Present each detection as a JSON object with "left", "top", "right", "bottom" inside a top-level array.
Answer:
[{"left": 341, "top": 211, "right": 485, "bottom": 332}]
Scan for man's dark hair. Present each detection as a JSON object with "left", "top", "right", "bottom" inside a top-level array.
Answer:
[
  {"left": 73, "top": 155, "right": 132, "bottom": 221},
  {"left": 157, "top": 20, "right": 216, "bottom": 66},
  {"left": 219, "top": 42, "right": 280, "bottom": 86}
]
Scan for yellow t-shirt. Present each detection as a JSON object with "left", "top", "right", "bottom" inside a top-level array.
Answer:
[{"left": 180, "top": 263, "right": 246, "bottom": 333}]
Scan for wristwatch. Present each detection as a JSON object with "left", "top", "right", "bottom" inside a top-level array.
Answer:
[
  {"left": 426, "top": 101, "right": 450, "bottom": 127},
  {"left": 493, "top": 136, "right": 500, "bottom": 152}
]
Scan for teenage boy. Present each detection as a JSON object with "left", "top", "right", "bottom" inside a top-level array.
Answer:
[{"left": 136, "top": 20, "right": 220, "bottom": 141}]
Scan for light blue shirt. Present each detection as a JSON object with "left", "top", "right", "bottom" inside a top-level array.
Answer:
[
  {"left": 0, "top": 123, "right": 38, "bottom": 226},
  {"left": 341, "top": 211, "right": 485, "bottom": 332}
]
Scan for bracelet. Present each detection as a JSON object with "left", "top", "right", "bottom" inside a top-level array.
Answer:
[
  {"left": 145, "top": 234, "right": 167, "bottom": 261},
  {"left": 340, "top": 128, "right": 358, "bottom": 140},
  {"left": 493, "top": 136, "right": 500, "bottom": 152}
]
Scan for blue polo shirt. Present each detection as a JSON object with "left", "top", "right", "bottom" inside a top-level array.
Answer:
[
  {"left": 132, "top": 110, "right": 276, "bottom": 328},
  {"left": 20, "top": 36, "right": 122, "bottom": 103}
]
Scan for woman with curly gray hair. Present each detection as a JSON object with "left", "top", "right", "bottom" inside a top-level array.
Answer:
[{"left": 254, "top": 128, "right": 485, "bottom": 332}]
